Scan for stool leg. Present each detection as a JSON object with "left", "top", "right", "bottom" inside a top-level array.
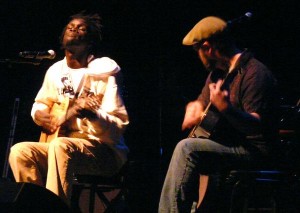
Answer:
[
  {"left": 230, "top": 180, "right": 248, "bottom": 213},
  {"left": 89, "top": 184, "right": 96, "bottom": 213},
  {"left": 71, "top": 184, "right": 84, "bottom": 213},
  {"left": 103, "top": 189, "right": 126, "bottom": 213},
  {"left": 97, "top": 191, "right": 111, "bottom": 209}
]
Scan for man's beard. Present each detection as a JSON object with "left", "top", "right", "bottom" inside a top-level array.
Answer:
[
  {"left": 205, "top": 59, "right": 217, "bottom": 72},
  {"left": 63, "top": 39, "right": 91, "bottom": 57},
  {"left": 63, "top": 38, "right": 86, "bottom": 49},
  {"left": 205, "top": 59, "right": 229, "bottom": 72}
]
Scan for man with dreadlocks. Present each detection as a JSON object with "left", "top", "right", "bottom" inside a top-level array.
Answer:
[{"left": 9, "top": 12, "right": 129, "bottom": 206}]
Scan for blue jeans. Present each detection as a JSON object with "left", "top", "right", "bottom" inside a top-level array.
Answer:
[{"left": 158, "top": 137, "right": 255, "bottom": 213}]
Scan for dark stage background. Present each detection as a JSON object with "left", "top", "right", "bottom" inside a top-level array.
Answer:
[{"left": 0, "top": 0, "right": 299, "bottom": 212}]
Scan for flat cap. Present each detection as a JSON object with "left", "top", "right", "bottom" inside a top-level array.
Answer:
[{"left": 182, "top": 16, "right": 227, "bottom": 45}]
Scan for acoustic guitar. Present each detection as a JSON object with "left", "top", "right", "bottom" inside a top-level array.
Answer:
[
  {"left": 39, "top": 78, "right": 106, "bottom": 143},
  {"left": 188, "top": 71, "right": 236, "bottom": 139},
  {"left": 39, "top": 93, "right": 106, "bottom": 143},
  {"left": 39, "top": 73, "right": 89, "bottom": 143}
]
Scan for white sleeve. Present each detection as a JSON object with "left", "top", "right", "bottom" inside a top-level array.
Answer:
[{"left": 31, "top": 102, "right": 49, "bottom": 126}]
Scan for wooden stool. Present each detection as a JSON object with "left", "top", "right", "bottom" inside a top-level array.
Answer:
[
  {"left": 228, "top": 170, "right": 299, "bottom": 212},
  {"left": 71, "top": 163, "right": 129, "bottom": 213}
]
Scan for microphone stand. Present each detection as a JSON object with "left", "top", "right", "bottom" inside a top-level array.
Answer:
[
  {"left": 2, "top": 98, "right": 20, "bottom": 181},
  {"left": 0, "top": 58, "right": 41, "bottom": 66}
]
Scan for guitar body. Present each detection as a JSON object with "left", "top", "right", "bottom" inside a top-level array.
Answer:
[
  {"left": 189, "top": 106, "right": 245, "bottom": 144},
  {"left": 188, "top": 70, "right": 238, "bottom": 140},
  {"left": 39, "top": 97, "right": 70, "bottom": 143},
  {"left": 189, "top": 108, "right": 221, "bottom": 138}
]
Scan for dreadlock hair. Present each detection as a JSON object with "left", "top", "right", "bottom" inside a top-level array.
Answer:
[{"left": 60, "top": 11, "right": 103, "bottom": 55}]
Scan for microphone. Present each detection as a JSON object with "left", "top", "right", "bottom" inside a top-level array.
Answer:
[
  {"left": 19, "top": 49, "right": 56, "bottom": 60},
  {"left": 227, "top": 12, "right": 253, "bottom": 26}
]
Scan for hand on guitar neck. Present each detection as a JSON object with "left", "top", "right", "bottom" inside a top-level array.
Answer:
[
  {"left": 72, "top": 94, "right": 103, "bottom": 119},
  {"left": 208, "top": 80, "right": 230, "bottom": 113}
]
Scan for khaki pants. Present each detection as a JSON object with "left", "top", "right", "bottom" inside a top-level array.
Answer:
[{"left": 9, "top": 137, "right": 122, "bottom": 206}]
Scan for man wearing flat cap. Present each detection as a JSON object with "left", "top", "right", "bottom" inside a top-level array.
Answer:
[{"left": 159, "top": 16, "right": 279, "bottom": 212}]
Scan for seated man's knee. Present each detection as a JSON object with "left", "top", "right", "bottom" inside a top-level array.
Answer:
[
  {"left": 9, "top": 142, "right": 30, "bottom": 162},
  {"left": 49, "top": 137, "right": 75, "bottom": 154},
  {"left": 174, "top": 138, "right": 195, "bottom": 155},
  {"left": 176, "top": 138, "right": 202, "bottom": 151}
]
